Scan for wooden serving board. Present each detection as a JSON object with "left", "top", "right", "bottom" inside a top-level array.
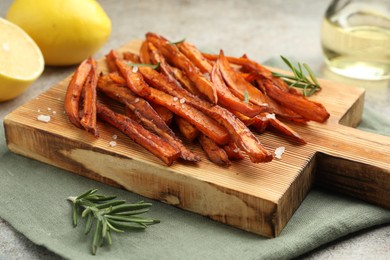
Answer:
[{"left": 4, "top": 40, "right": 390, "bottom": 237}]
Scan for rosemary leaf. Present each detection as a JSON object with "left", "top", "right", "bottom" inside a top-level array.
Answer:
[
  {"left": 78, "top": 189, "right": 98, "bottom": 200},
  {"left": 107, "top": 219, "right": 147, "bottom": 230},
  {"left": 95, "top": 200, "right": 126, "bottom": 209},
  {"left": 106, "top": 220, "right": 124, "bottom": 233},
  {"left": 107, "top": 230, "right": 113, "bottom": 245},
  {"left": 115, "top": 208, "right": 150, "bottom": 216},
  {"left": 102, "top": 219, "right": 108, "bottom": 239},
  {"left": 110, "top": 202, "right": 152, "bottom": 214},
  {"left": 243, "top": 90, "right": 249, "bottom": 103},
  {"left": 84, "top": 213, "right": 94, "bottom": 235},
  {"left": 72, "top": 203, "right": 78, "bottom": 227},
  {"left": 87, "top": 195, "right": 117, "bottom": 202},
  {"left": 81, "top": 207, "right": 92, "bottom": 218},
  {"left": 303, "top": 63, "right": 320, "bottom": 87},
  {"left": 92, "top": 221, "right": 102, "bottom": 255},
  {"left": 105, "top": 215, "right": 158, "bottom": 224}
]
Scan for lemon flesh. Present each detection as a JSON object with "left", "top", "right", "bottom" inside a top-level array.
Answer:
[
  {"left": 0, "top": 18, "right": 44, "bottom": 102},
  {"left": 6, "top": 0, "right": 111, "bottom": 66}
]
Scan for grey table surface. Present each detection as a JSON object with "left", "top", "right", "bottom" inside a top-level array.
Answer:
[{"left": 1, "top": 0, "right": 389, "bottom": 259}]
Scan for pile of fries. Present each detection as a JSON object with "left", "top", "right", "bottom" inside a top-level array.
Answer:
[{"left": 64, "top": 32, "right": 330, "bottom": 166}]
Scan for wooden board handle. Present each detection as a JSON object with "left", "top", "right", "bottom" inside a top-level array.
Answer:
[{"left": 315, "top": 125, "right": 390, "bottom": 208}]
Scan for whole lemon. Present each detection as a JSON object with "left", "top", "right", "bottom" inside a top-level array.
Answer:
[{"left": 6, "top": 0, "right": 111, "bottom": 66}]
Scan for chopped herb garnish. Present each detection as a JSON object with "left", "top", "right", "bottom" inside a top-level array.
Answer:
[{"left": 243, "top": 90, "right": 249, "bottom": 103}]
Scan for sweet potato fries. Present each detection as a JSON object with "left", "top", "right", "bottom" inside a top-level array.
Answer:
[{"left": 64, "top": 32, "right": 330, "bottom": 166}]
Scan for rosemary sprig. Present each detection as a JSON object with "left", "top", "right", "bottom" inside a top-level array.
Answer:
[
  {"left": 272, "top": 56, "right": 321, "bottom": 97},
  {"left": 68, "top": 189, "right": 160, "bottom": 255}
]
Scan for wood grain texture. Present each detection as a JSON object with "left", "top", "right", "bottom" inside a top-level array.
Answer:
[{"left": 4, "top": 40, "right": 390, "bottom": 237}]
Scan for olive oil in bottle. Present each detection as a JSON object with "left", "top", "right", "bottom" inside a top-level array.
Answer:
[{"left": 321, "top": 0, "right": 390, "bottom": 80}]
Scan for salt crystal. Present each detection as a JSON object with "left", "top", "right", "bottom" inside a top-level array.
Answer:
[
  {"left": 112, "top": 134, "right": 118, "bottom": 140},
  {"left": 266, "top": 113, "right": 276, "bottom": 119},
  {"left": 132, "top": 66, "right": 138, "bottom": 73},
  {"left": 37, "top": 115, "right": 51, "bottom": 123},
  {"left": 47, "top": 107, "right": 52, "bottom": 111},
  {"left": 179, "top": 98, "right": 186, "bottom": 104},
  {"left": 52, "top": 111, "right": 57, "bottom": 115},
  {"left": 134, "top": 98, "right": 139, "bottom": 103},
  {"left": 173, "top": 97, "right": 179, "bottom": 102},
  {"left": 37, "top": 109, "right": 41, "bottom": 112},
  {"left": 109, "top": 141, "right": 117, "bottom": 147},
  {"left": 274, "top": 146, "right": 285, "bottom": 159}
]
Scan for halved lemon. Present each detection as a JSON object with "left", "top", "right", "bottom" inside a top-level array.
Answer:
[{"left": 0, "top": 17, "right": 44, "bottom": 102}]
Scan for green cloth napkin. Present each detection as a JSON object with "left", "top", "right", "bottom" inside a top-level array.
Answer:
[{"left": 1, "top": 61, "right": 390, "bottom": 260}]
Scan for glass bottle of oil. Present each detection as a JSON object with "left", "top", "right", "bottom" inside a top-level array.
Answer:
[{"left": 321, "top": 0, "right": 390, "bottom": 80}]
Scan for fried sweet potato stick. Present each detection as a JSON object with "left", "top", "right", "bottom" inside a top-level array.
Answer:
[
  {"left": 105, "top": 50, "right": 119, "bottom": 73},
  {"left": 80, "top": 58, "right": 99, "bottom": 136},
  {"left": 232, "top": 111, "right": 258, "bottom": 127},
  {"left": 139, "top": 40, "right": 152, "bottom": 64},
  {"left": 115, "top": 57, "right": 151, "bottom": 98},
  {"left": 170, "top": 66, "right": 203, "bottom": 97},
  {"left": 148, "top": 87, "right": 230, "bottom": 145},
  {"left": 267, "top": 116, "right": 306, "bottom": 144},
  {"left": 177, "top": 41, "right": 213, "bottom": 73},
  {"left": 217, "top": 50, "right": 269, "bottom": 107},
  {"left": 123, "top": 52, "right": 141, "bottom": 63},
  {"left": 202, "top": 52, "right": 273, "bottom": 78},
  {"left": 207, "top": 52, "right": 329, "bottom": 122},
  {"left": 175, "top": 116, "right": 200, "bottom": 142},
  {"left": 199, "top": 134, "right": 231, "bottom": 166},
  {"left": 146, "top": 32, "right": 218, "bottom": 104},
  {"left": 212, "top": 57, "right": 306, "bottom": 122},
  {"left": 97, "top": 76, "right": 200, "bottom": 162},
  {"left": 124, "top": 106, "right": 140, "bottom": 122},
  {"left": 255, "top": 78, "right": 308, "bottom": 122},
  {"left": 211, "top": 62, "right": 268, "bottom": 118},
  {"left": 251, "top": 114, "right": 269, "bottom": 133},
  {"left": 223, "top": 142, "right": 245, "bottom": 161},
  {"left": 204, "top": 53, "right": 303, "bottom": 95},
  {"left": 108, "top": 71, "right": 126, "bottom": 85},
  {"left": 262, "top": 78, "right": 330, "bottom": 123},
  {"left": 138, "top": 66, "right": 212, "bottom": 109},
  {"left": 150, "top": 103, "right": 173, "bottom": 125},
  {"left": 205, "top": 106, "right": 273, "bottom": 163},
  {"left": 146, "top": 42, "right": 183, "bottom": 87},
  {"left": 64, "top": 58, "right": 92, "bottom": 128},
  {"left": 138, "top": 66, "right": 272, "bottom": 163},
  {"left": 141, "top": 42, "right": 203, "bottom": 98},
  {"left": 118, "top": 65, "right": 229, "bottom": 144},
  {"left": 96, "top": 102, "right": 180, "bottom": 166}
]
